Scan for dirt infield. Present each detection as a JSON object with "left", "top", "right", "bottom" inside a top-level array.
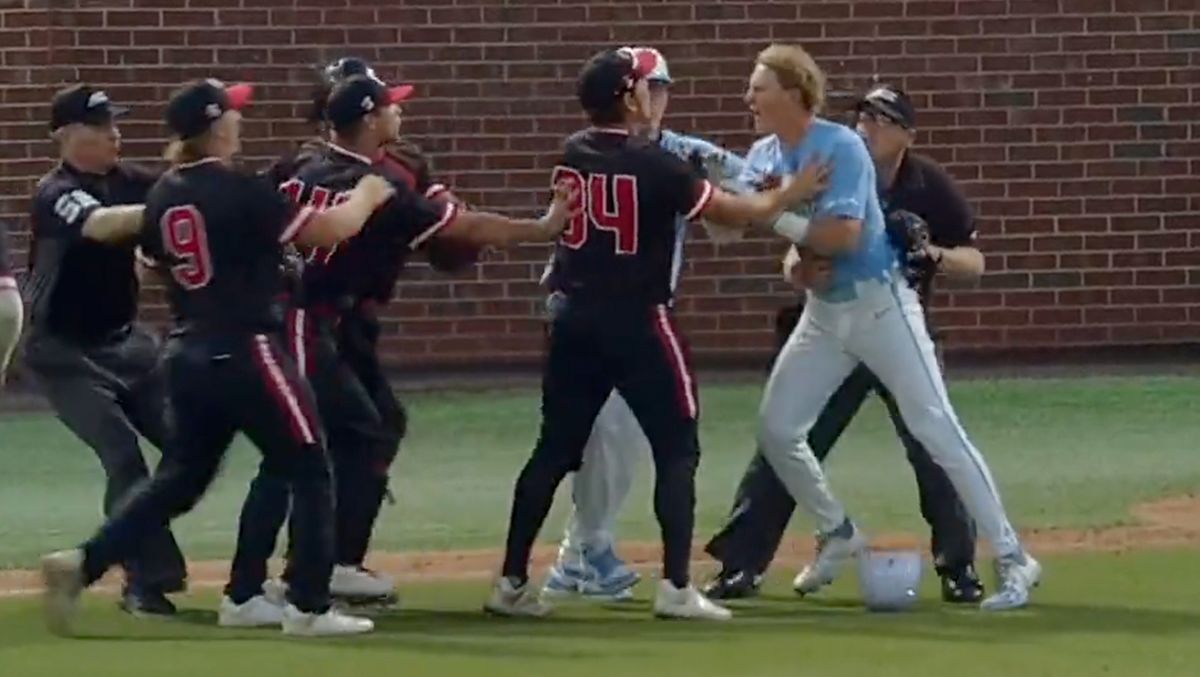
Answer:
[{"left": 2, "top": 494, "right": 1196, "bottom": 597}]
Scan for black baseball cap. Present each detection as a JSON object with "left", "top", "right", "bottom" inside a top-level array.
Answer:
[
  {"left": 856, "top": 85, "right": 916, "bottom": 128},
  {"left": 325, "top": 75, "right": 413, "bottom": 131},
  {"left": 577, "top": 47, "right": 659, "bottom": 115},
  {"left": 49, "top": 84, "right": 128, "bottom": 131},
  {"left": 165, "top": 79, "right": 253, "bottom": 140}
]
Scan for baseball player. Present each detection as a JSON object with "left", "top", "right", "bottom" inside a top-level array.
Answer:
[
  {"left": 541, "top": 47, "right": 752, "bottom": 601},
  {"left": 703, "top": 85, "right": 985, "bottom": 604},
  {"left": 738, "top": 44, "right": 1039, "bottom": 611},
  {"left": 485, "top": 47, "right": 823, "bottom": 621},
  {"left": 0, "top": 220, "right": 21, "bottom": 386},
  {"left": 246, "top": 57, "right": 451, "bottom": 605},
  {"left": 40, "top": 78, "right": 399, "bottom": 637},
  {"left": 23, "top": 85, "right": 187, "bottom": 616},
  {"left": 221, "top": 73, "right": 579, "bottom": 624}
]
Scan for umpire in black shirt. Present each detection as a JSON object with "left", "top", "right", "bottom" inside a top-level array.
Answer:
[
  {"left": 703, "top": 86, "right": 987, "bottom": 603},
  {"left": 23, "top": 84, "right": 186, "bottom": 615}
]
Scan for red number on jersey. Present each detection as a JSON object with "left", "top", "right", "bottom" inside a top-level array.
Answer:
[
  {"left": 551, "top": 166, "right": 587, "bottom": 249},
  {"left": 277, "top": 179, "right": 350, "bottom": 265},
  {"left": 160, "top": 205, "right": 214, "bottom": 290},
  {"left": 550, "top": 166, "right": 639, "bottom": 254},
  {"left": 587, "top": 173, "right": 639, "bottom": 254},
  {"left": 279, "top": 178, "right": 303, "bottom": 206}
]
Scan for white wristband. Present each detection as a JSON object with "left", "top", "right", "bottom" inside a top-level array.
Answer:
[{"left": 771, "top": 210, "right": 811, "bottom": 243}]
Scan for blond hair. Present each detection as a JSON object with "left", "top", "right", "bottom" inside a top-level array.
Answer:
[
  {"left": 163, "top": 134, "right": 211, "bottom": 166},
  {"left": 756, "top": 44, "right": 826, "bottom": 112}
]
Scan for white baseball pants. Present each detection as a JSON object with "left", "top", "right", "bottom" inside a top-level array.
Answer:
[
  {"left": 757, "top": 278, "right": 1023, "bottom": 558},
  {"left": 560, "top": 392, "right": 649, "bottom": 554}
]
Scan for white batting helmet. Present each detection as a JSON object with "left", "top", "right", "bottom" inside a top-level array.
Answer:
[{"left": 857, "top": 549, "right": 922, "bottom": 612}]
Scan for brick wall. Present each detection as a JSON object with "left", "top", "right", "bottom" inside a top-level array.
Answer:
[{"left": 1, "top": 0, "right": 1198, "bottom": 369}]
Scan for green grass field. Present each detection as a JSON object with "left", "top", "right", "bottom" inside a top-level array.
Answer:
[{"left": 1, "top": 375, "right": 1199, "bottom": 675}]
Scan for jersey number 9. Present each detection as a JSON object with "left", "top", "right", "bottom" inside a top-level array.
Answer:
[
  {"left": 552, "top": 167, "right": 639, "bottom": 255},
  {"left": 161, "top": 205, "right": 214, "bottom": 290}
]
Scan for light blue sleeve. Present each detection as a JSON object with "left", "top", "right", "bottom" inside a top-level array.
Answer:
[
  {"left": 660, "top": 130, "right": 748, "bottom": 188},
  {"left": 815, "top": 134, "right": 871, "bottom": 220},
  {"left": 737, "top": 138, "right": 772, "bottom": 190}
]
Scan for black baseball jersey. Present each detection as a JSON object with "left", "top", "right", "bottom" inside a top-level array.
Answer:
[
  {"left": 25, "top": 162, "right": 156, "bottom": 342},
  {"left": 547, "top": 128, "right": 712, "bottom": 306},
  {"left": 882, "top": 151, "right": 976, "bottom": 302},
  {"left": 0, "top": 219, "right": 12, "bottom": 279},
  {"left": 141, "top": 158, "right": 315, "bottom": 334},
  {"left": 369, "top": 140, "right": 444, "bottom": 302},
  {"left": 281, "top": 143, "right": 457, "bottom": 307}
]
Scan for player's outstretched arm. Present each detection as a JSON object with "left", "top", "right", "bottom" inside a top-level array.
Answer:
[
  {"left": 434, "top": 181, "right": 579, "bottom": 248},
  {"left": 294, "top": 174, "right": 395, "bottom": 248},
  {"left": 698, "top": 160, "right": 829, "bottom": 232},
  {"left": 80, "top": 205, "right": 146, "bottom": 242}
]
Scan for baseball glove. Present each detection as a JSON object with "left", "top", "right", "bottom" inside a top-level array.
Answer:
[{"left": 885, "top": 208, "right": 936, "bottom": 286}]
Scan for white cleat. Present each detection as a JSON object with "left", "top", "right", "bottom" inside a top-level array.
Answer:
[
  {"left": 980, "top": 552, "right": 1042, "bottom": 611},
  {"left": 218, "top": 595, "right": 284, "bottom": 628},
  {"left": 330, "top": 565, "right": 396, "bottom": 600},
  {"left": 281, "top": 604, "right": 374, "bottom": 637},
  {"left": 793, "top": 521, "right": 868, "bottom": 596},
  {"left": 261, "top": 578, "right": 288, "bottom": 607},
  {"left": 653, "top": 580, "right": 732, "bottom": 621},
  {"left": 41, "top": 549, "right": 84, "bottom": 636},
  {"left": 484, "top": 577, "right": 552, "bottom": 618}
]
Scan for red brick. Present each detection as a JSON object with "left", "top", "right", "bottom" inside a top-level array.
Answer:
[
  {"left": 799, "top": 3, "right": 852, "bottom": 19},
  {"left": 0, "top": 0, "right": 1193, "bottom": 365},
  {"left": 1060, "top": 253, "right": 1113, "bottom": 268},
  {"left": 1059, "top": 289, "right": 1110, "bottom": 305},
  {"left": 1085, "top": 307, "right": 1135, "bottom": 324}
]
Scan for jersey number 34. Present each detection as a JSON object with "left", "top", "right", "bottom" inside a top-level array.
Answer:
[{"left": 552, "top": 166, "right": 639, "bottom": 254}]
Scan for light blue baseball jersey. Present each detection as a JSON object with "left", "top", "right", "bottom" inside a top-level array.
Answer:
[
  {"left": 542, "top": 129, "right": 747, "bottom": 293},
  {"left": 657, "top": 129, "right": 747, "bottom": 289},
  {"left": 739, "top": 118, "right": 897, "bottom": 302}
]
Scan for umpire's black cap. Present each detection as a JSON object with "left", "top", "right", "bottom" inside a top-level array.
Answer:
[
  {"left": 166, "top": 79, "right": 254, "bottom": 140},
  {"left": 325, "top": 75, "right": 413, "bottom": 131},
  {"left": 576, "top": 47, "right": 658, "bottom": 115},
  {"left": 856, "top": 85, "right": 916, "bottom": 128},
  {"left": 49, "top": 84, "right": 128, "bottom": 131}
]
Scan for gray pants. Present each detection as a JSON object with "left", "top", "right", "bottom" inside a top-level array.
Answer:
[{"left": 24, "top": 325, "right": 187, "bottom": 592}]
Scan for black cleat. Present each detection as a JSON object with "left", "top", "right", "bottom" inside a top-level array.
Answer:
[
  {"left": 702, "top": 570, "right": 763, "bottom": 601},
  {"left": 119, "top": 587, "right": 178, "bottom": 618},
  {"left": 940, "top": 564, "right": 985, "bottom": 604}
]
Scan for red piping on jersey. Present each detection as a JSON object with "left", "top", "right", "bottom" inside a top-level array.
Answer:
[
  {"left": 410, "top": 201, "right": 459, "bottom": 250},
  {"left": 285, "top": 308, "right": 314, "bottom": 378},
  {"left": 251, "top": 334, "right": 318, "bottom": 445},
  {"left": 652, "top": 305, "right": 698, "bottom": 420},
  {"left": 589, "top": 126, "right": 631, "bottom": 136},
  {"left": 683, "top": 179, "right": 715, "bottom": 222},
  {"left": 326, "top": 142, "right": 374, "bottom": 165},
  {"left": 424, "top": 183, "right": 448, "bottom": 200},
  {"left": 278, "top": 206, "right": 316, "bottom": 244}
]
